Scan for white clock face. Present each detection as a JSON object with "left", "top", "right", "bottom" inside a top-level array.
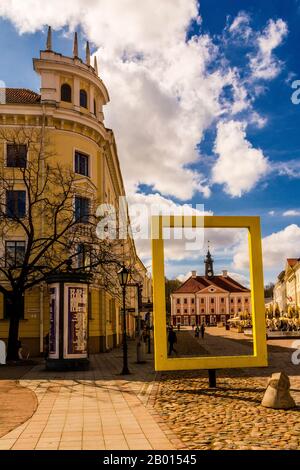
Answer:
[{"left": 208, "top": 270, "right": 213, "bottom": 277}]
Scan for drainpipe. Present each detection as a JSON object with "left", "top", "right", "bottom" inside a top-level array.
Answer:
[
  {"left": 39, "top": 106, "right": 46, "bottom": 355},
  {"left": 39, "top": 283, "right": 44, "bottom": 353}
]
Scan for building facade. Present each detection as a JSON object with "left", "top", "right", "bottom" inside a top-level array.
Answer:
[
  {"left": 273, "top": 270, "right": 286, "bottom": 314},
  {"left": 0, "top": 30, "right": 149, "bottom": 355},
  {"left": 171, "top": 250, "right": 251, "bottom": 326},
  {"left": 272, "top": 258, "right": 300, "bottom": 314},
  {"left": 285, "top": 259, "right": 300, "bottom": 310}
]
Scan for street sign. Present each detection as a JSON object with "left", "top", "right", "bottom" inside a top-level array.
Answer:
[
  {"left": 141, "top": 302, "right": 153, "bottom": 312},
  {"left": 121, "top": 308, "right": 136, "bottom": 313}
]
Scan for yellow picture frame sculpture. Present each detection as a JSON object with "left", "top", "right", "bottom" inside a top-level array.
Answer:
[{"left": 151, "top": 215, "right": 268, "bottom": 371}]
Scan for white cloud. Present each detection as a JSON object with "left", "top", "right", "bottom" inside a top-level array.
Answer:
[
  {"left": 127, "top": 192, "right": 212, "bottom": 262},
  {"left": 234, "top": 224, "right": 300, "bottom": 271},
  {"left": 283, "top": 210, "right": 300, "bottom": 217},
  {"left": 227, "top": 11, "right": 253, "bottom": 44},
  {"left": 177, "top": 272, "right": 192, "bottom": 283},
  {"left": 211, "top": 120, "right": 269, "bottom": 197},
  {"left": 127, "top": 193, "right": 248, "bottom": 277},
  {"left": 274, "top": 160, "right": 300, "bottom": 178},
  {"left": 249, "top": 111, "right": 267, "bottom": 129},
  {"left": 229, "top": 11, "right": 251, "bottom": 34},
  {"left": 0, "top": 0, "right": 283, "bottom": 202},
  {"left": 226, "top": 271, "right": 250, "bottom": 287},
  {"left": 250, "top": 19, "right": 288, "bottom": 80},
  {"left": 269, "top": 210, "right": 275, "bottom": 216},
  {"left": 0, "top": 0, "right": 220, "bottom": 201},
  {"left": 100, "top": 33, "right": 227, "bottom": 200}
]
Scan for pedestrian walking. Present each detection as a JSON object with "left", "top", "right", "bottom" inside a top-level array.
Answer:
[
  {"left": 200, "top": 323, "right": 205, "bottom": 339},
  {"left": 195, "top": 326, "right": 200, "bottom": 338},
  {"left": 168, "top": 326, "right": 177, "bottom": 355}
]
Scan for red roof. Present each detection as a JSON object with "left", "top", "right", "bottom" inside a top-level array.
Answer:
[
  {"left": 173, "top": 275, "right": 250, "bottom": 294},
  {"left": 2, "top": 88, "right": 41, "bottom": 104}
]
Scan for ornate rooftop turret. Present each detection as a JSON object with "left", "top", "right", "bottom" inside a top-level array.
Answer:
[
  {"left": 94, "top": 55, "right": 98, "bottom": 75},
  {"left": 73, "top": 32, "right": 79, "bottom": 57},
  {"left": 46, "top": 26, "right": 52, "bottom": 51},
  {"left": 86, "top": 41, "right": 91, "bottom": 66},
  {"left": 34, "top": 28, "right": 109, "bottom": 115}
]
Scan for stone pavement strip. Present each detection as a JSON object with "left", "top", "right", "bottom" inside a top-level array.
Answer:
[{"left": 0, "top": 342, "right": 182, "bottom": 451}]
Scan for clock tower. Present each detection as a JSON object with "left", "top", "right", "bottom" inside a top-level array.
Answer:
[{"left": 204, "top": 248, "right": 214, "bottom": 278}]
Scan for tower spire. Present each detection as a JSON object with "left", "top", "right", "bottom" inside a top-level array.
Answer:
[
  {"left": 46, "top": 26, "right": 52, "bottom": 51},
  {"left": 204, "top": 242, "right": 214, "bottom": 278},
  {"left": 73, "top": 32, "right": 79, "bottom": 57},
  {"left": 86, "top": 41, "right": 91, "bottom": 66},
  {"left": 94, "top": 55, "right": 99, "bottom": 75}
]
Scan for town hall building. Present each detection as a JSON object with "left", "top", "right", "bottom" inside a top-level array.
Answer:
[{"left": 171, "top": 250, "right": 251, "bottom": 326}]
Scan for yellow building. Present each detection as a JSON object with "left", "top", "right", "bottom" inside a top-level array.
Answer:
[{"left": 0, "top": 29, "right": 149, "bottom": 356}]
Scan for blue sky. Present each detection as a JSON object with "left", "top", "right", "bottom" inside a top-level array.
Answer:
[
  {"left": 198, "top": 0, "right": 300, "bottom": 219},
  {"left": 0, "top": 0, "right": 300, "bottom": 285}
]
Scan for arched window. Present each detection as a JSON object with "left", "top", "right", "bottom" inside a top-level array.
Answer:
[
  {"left": 93, "top": 99, "right": 97, "bottom": 116},
  {"left": 80, "top": 89, "right": 88, "bottom": 108},
  {"left": 61, "top": 83, "right": 72, "bottom": 103}
]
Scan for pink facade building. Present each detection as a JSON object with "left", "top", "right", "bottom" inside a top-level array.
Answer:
[{"left": 171, "top": 250, "right": 251, "bottom": 326}]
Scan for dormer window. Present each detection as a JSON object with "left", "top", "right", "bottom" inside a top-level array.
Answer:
[
  {"left": 61, "top": 83, "right": 72, "bottom": 103},
  {"left": 80, "top": 89, "right": 88, "bottom": 108}
]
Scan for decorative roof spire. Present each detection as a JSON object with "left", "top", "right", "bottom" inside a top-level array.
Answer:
[
  {"left": 86, "top": 41, "right": 91, "bottom": 66},
  {"left": 94, "top": 55, "right": 99, "bottom": 75},
  {"left": 46, "top": 26, "right": 52, "bottom": 51},
  {"left": 73, "top": 32, "right": 79, "bottom": 57},
  {"left": 204, "top": 242, "right": 214, "bottom": 278}
]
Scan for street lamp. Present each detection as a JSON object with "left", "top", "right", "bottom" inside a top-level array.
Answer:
[
  {"left": 118, "top": 265, "right": 130, "bottom": 375},
  {"left": 147, "top": 298, "right": 151, "bottom": 354}
]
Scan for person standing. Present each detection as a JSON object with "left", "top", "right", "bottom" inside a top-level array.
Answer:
[
  {"left": 200, "top": 323, "right": 205, "bottom": 339},
  {"left": 168, "top": 327, "right": 177, "bottom": 355}
]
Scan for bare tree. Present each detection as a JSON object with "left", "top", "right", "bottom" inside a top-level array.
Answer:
[{"left": 0, "top": 126, "right": 139, "bottom": 360}]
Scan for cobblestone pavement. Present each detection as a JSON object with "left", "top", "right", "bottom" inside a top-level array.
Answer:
[
  {"left": 154, "top": 329, "right": 300, "bottom": 450},
  {"left": 0, "top": 341, "right": 182, "bottom": 450}
]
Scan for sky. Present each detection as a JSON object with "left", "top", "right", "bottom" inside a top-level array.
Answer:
[{"left": 0, "top": 0, "right": 300, "bottom": 286}]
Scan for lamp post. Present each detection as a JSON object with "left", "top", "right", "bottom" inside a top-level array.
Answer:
[
  {"left": 147, "top": 298, "right": 151, "bottom": 354},
  {"left": 118, "top": 265, "right": 130, "bottom": 375}
]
